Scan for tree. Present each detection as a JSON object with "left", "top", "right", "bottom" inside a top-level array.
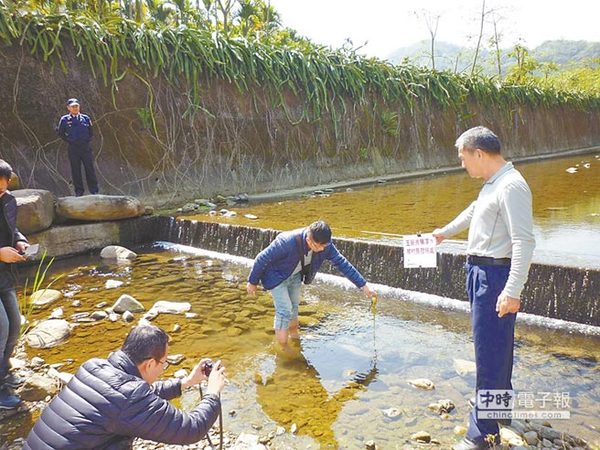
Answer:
[
  {"left": 415, "top": 9, "right": 441, "bottom": 71},
  {"left": 488, "top": 10, "right": 503, "bottom": 79}
]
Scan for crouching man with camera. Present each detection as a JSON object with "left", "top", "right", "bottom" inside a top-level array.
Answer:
[
  {"left": 25, "top": 325, "right": 226, "bottom": 449},
  {"left": 247, "top": 220, "right": 375, "bottom": 350}
]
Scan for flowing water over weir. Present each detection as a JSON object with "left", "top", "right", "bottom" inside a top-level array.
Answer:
[
  {"left": 154, "top": 217, "right": 600, "bottom": 327},
  {"left": 4, "top": 245, "right": 600, "bottom": 448}
]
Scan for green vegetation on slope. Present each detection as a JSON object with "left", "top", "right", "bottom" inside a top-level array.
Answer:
[{"left": 1, "top": 0, "right": 599, "bottom": 126}]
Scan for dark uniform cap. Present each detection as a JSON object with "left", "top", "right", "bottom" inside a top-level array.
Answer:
[{"left": 66, "top": 98, "right": 80, "bottom": 106}]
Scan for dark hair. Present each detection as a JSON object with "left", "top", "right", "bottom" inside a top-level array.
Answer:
[
  {"left": 122, "top": 325, "right": 169, "bottom": 364},
  {"left": 308, "top": 220, "right": 332, "bottom": 244},
  {"left": 455, "top": 126, "right": 501, "bottom": 154},
  {"left": 0, "top": 160, "right": 13, "bottom": 181}
]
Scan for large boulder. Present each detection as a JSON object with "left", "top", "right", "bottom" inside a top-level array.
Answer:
[
  {"left": 13, "top": 189, "right": 55, "bottom": 234},
  {"left": 56, "top": 195, "right": 144, "bottom": 221},
  {"left": 25, "top": 319, "right": 71, "bottom": 349}
]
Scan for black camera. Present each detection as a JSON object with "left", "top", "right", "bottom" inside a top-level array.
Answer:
[{"left": 201, "top": 359, "right": 213, "bottom": 377}]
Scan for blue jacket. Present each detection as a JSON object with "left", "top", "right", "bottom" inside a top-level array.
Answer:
[
  {"left": 248, "top": 227, "right": 366, "bottom": 290},
  {"left": 24, "top": 351, "right": 220, "bottom": 449},
  {"left": 57, "top": 113, "right": 93, "bottom": 145}
]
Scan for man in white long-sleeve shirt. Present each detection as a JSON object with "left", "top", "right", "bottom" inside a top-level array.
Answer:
[{"left": 433, "top": 126, "right": 535, "bottom": 450}]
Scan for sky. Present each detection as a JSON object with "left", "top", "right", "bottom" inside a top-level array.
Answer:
[{"left": 268, "top": 0, "right": 600, "bottom": 59}]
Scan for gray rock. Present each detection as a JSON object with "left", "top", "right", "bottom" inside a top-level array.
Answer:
[
  {"left": 56, "top": 195, "right": 144, "bottom": 221},
  {"left": 500, "top": 427, "right": 525, "bottom": 447},
  {"left": 105, "top": 279, "right": 124, "bottom": 289},
  {"left": 31, "top": 356, "right": 45, "bottom": 368},
  {"left": 172, "top": 324, "right": 181, "bottom": 332},
  {"left": 539, "top": 426, "right": 563, "bottom": 441},
  {"left": 70, "top": 312, "right": 90, "bottom": 321},
  {"left": 542, "top": 438, "right": 553, "bottom": 447},
  {"left": 524, "top": 431, "right": 539, "bottom": 445},
  {"left": 18, "top": 373, "right": 60, "bottom": 401},
  {"left": 14, "top": 189, "right": 55, "bottom": 234},
  {"left": 407, "top": 378, "right": 435, "bottom": 390},
  {"left": 31, "top": 289, "right": 62, "bottom": 308},
  {"left": 91, "top": 311, "right": 108, "bottom": 321},
  {"left": 382, "top": 407, "right": 402, "bottom": 418},
  {"left": 112, "top": 294, "right": 145, "bottom": 313},
  {"left": 101, "top": 245, "right": 138, "bottom": 260},
  {"left": 411, "top": 431, "right": 431, "bottom": 443},
  {"left": 143, "top": 310, "right": 158, "bottom": 321},
  {"left": 173, "top": 369, "right": 188, "bottom": 379},
  {"left": 9, "top": 357, "right": 26, "bottom": 370},
  {"left": 427, "top": 399, "right": 455, "bottom": 414},
  {"left": 454, "top": 426, "right": 467, "bottom": 436},
  {"left": 511, "top": 420, "right": 528, "bottom": 434},
  {"left": 166, "top": 354, "right": 185, "bottom": 365},
  {"left": 25, "top": 319, "right": 71, "bottom": 349},
  {"left": 453, "top": 358, "right": 476, "bottom": 376},
  {"left": 50, "top": 307, "right": 64, "bottom": 319},
  {"left": 233, "top": 433, "right": 266, "bottom": 449},
  {"left": 149, "top": 301, "right": 191, "bottom": 315},
  {"left": 122, "top": 311, "right": 135, "bottom": 322}
]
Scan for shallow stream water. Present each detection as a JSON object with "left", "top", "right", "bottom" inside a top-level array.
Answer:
[
  {"left": 5, "top": 245, "right": 599, "bottom": 448},
  {"left": 190, "top": 153, "right": 600, "bottom": 268}
]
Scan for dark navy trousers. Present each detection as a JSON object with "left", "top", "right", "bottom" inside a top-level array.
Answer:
[
  {"left": 68, "top": 143, "right": 99, "bottom": 196},
  {"left": 465, "top": 263, "right": 516, "bottom": 444}
]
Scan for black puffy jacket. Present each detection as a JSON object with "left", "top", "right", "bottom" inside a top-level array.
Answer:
[
  {"left": 1, "top": 190, "right": 27, "bottom": 246},
  {"left": 24, "top": 351, "right": 220, "bottom": 449}
]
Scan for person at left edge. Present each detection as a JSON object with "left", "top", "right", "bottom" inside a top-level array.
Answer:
[
  {"left": 0, "top": 159, "right": 29, "bottom": 410},
  {"left": 56, "top": 98, "right": 99, "bottom": 196}
]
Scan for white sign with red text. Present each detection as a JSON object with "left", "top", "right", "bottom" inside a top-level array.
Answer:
[{"left": 403, "top": 233, "right": 437, "bottom": 268}]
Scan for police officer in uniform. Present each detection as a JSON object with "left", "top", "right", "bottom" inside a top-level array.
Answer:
[{"left": 57, "top": 98, "right": 99, "bottom": 196}]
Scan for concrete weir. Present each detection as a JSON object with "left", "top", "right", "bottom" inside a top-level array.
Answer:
[
  {"left": 28, "top": 215, "right": 600, "bottom": 327},
  {"left": 157, "top": 218, "right": 600, "bottom": 327}
]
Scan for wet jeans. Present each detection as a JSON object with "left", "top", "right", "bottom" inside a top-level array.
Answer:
[
  {"left": 465, "top": 263, "right": 516, "bottom": 445},
  {"left": 270, "top": 272, "right": 302, "bottom": 330},
  {"left": 0, "top": 289, "right": 20, "bottom": 381}
]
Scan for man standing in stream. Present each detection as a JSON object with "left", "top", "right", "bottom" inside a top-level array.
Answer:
[
  {"left": 433, "top": 126, "right": 536, "bottom": 450},
  {"left": 247, "top": 220, "right": 375, "bottom": 350}
]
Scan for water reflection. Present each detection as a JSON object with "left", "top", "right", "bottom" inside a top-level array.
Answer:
[
  {"left": 190, "top": 153, "right": 600, "bottom": 267},
  {"left": 256, "top": 342, "right": 378, "bottom": 448},
  {"left": 6, "top": 247, "right": 599, "bottom": 448}
]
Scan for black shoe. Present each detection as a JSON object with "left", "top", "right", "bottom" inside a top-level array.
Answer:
[
  {"left": 0, "top": 391, "right": 22, "bottom": 410},
  {"left": 452, "top": 438, "right": 489, "bottom": 450},
  {"left": 2, "top": 373, "right": 25, "bottom": 388}
]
